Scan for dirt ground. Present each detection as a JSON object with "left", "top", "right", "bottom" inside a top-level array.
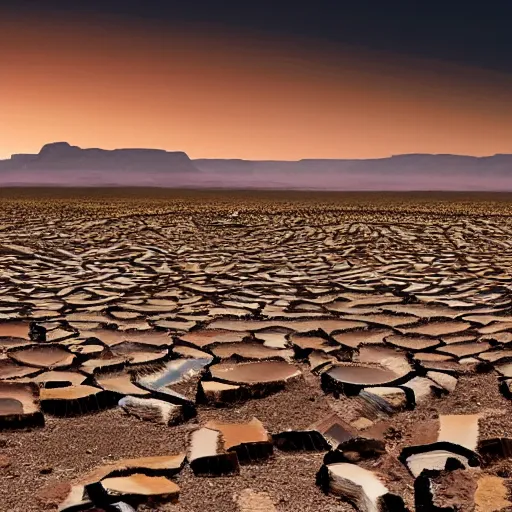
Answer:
[{"left": 1, "top": 190, "right": 512, "bottom": 512}]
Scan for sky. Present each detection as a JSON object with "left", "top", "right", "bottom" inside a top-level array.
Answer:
[{"left": 1, "top": 0, "right": 512, "bottom": 160}]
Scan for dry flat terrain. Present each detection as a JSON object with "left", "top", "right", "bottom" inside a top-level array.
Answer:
[{"left": 1, "top": 190, "right": 512, "bottom": 512}]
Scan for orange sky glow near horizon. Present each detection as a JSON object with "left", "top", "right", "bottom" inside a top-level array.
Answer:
[{"left": 1, "top": 16, "right": 512, "bottom": 161}]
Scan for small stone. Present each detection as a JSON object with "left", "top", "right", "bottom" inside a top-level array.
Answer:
[
  {"left": 426, "top": 371, "right": 458, "bottom": 393},
  {"left": 351, "top": 417, "right": 374, "bottom": 430},
  {"left": 384, "top": 427, "right": 402, "bottom": 441},
  {"left": 119, "top": 396, "right": 184, "bottom": 426}
]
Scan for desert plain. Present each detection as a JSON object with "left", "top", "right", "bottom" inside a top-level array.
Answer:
[{"left": 1, "top": 190, "right": 512, "bottom": 511}]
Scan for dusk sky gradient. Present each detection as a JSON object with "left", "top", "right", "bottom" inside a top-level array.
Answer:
[{"left": 1, "top": 1, "right": 512, "bottom": 160}]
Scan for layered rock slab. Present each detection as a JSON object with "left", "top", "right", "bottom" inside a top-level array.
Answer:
[
  {"left": 205, "top": 417, "right": 273, "bottom": 463},
  {"left": 40, "top": 385, "right": 116, "bottom": 416},
  {"left": 188, "top": 427, "right": 239, "bottom": 476},
  {"left": 318, "top": 462, "right": 406, "bottom": 511},
  {"left": 119, "top": 396, "right": 184, "bottom": 425}
]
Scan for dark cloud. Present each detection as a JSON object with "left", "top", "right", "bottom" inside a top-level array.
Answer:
[{"left": 2, "top": 0, "right": 512, "bottom": 73}]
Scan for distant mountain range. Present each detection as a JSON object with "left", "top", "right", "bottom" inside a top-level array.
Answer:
[{"left": 1, "top": 142, "right": 512, "bottom": 190}]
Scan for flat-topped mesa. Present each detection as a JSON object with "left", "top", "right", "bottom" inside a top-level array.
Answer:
[
  {"left": 5, "top": 142, "right": 199, "bottom": 173},
  {"left": 38, "top": 142, "right": 82, "bottom": 159}
]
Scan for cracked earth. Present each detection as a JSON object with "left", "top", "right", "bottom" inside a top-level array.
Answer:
[{"left": 1, "top": 190, "right": 512, "bottom": 511}]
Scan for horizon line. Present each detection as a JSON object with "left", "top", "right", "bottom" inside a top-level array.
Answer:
[{"left": 2, "top": 141, "right": 512, "bottom": 162}]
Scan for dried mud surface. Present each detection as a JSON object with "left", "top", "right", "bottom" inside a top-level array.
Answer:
[{"left": 2, "top": 190, "right": 512, "bottom": 512}]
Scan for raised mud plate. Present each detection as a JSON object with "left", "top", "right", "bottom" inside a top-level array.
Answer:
[{"left": 0, "top": 381, "right": 44, "bottom": 430}]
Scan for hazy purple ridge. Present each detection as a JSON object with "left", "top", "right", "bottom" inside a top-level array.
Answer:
[
  {"left": 2, "top": 170, "right": 512, "bottom": 191},
  {"left": 1, "top": 143, "right": 512, "bottom": 190}
]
